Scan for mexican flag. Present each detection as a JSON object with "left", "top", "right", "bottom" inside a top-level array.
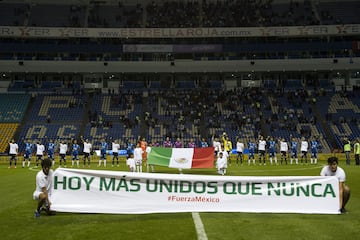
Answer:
[{"left": 147, "top": 147, "right": 215, "bottom": 169}]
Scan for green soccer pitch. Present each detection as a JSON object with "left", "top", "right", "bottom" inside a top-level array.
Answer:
[{"left": 0, "top": 154, "right": 359, "bottom": 240}]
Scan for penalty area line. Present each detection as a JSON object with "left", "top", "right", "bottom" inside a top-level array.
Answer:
[{"left": 192, "top": 212, "right": 208, "bottom": 240}]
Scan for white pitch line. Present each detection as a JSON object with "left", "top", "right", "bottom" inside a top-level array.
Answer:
[
  {"left": 192, "top": 212, "right": 208, "bottom": 240},
  {"left": 28, "top": 166, "right": 39, "bottom": 172}
]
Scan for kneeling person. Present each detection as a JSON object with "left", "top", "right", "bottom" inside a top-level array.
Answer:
[
  {"left": 320, "top": 156, "right": 350, "bottom": 213},
  {"left": 33, "top": 158, "right": 54, "bottom": 218}
]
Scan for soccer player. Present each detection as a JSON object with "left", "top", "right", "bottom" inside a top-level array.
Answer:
[
  {"left": 343, "top": 137, "right": 351, "bottom": 165},
  {"left": 258, "top": 135, "right": 267, "bottom": 165},
  {"left": 9, "top": 139, "right": 18, "bottom": 168},
  {"left": 146, "top": 142, "right": 155, "bottom": 172},
  {"left": 300, "top": 137, "right": 309, "bottom": 164},
  {"left": 47, "top": 139, "right": 56, "bottom": 167},
  {"left": 140, "top": 137, "right": 147, "bottom": 165},
  {"left": 320, "top": 157, "right": 350, "bottom": 213},
  {"left": 174, "top": 137, "right": 183, "bottom": 148},
  {"left": 224, "top": 136, "right": 232, "bottom": 166},
  {"left": 310, "top": 136, "right": 319, "bottom": 164},
  {"left": 111, "top": 139, "right": 120, "bottom": 167},
  {"left": 125, "top": 138, "right": 134, "bottom": 159},
  {"left": 236, "top": 137, "right": 244, "bottom": 165},
  {"left": 35, "top": 140, "right": 45, "bottom": 167},
  {"left": 134, "top": 142, "right": 143, "bottom": 172},
  {"left": 268, "top": 137, "right": 277, "bottom": 165},
  {"left": 247, "top": 138, "right": 256, "bottom": 165},
  {"left": 23, "top": 139, "right": 33, "bottom": 168},
  {"left": 33, "top": 158, "right": 54, "bottom": 218},
  {"left": 212, "top": 136, "right": 221, "bottom": 158},
  {"left": 187, "top": 138, "right": 196, "bottom": 148},
  {"left": 354, "top": 138, "right": 360, "bottom": 165},
  {"left": 163, "top": 136, "right": 172, "bottom": 148},
  {"left": 99, "top": 138, "right": 108, "bottom": 167},
  {"left": 200, "top": 138, "right": 209, "bottom": 148},
  {"left": 72, "top": 139, "right": 80, "bottom": 168},
  {"left": 126, "top": 153, "right": 135, "bottom": 172},
  {"left": 290, "top": 136, "right": 298, "bottom": 165},
  {"left": 83, "top": 139, "right": 92, "bottom": 168},
  {"left": 280, "top": 138, "right": 288, "bottom": 165},
  {"left": 216, "top": 152, "right": 227, "bottom": 176},
  {"left": 59, "top": 140, "right": 68, "bottom": 167}
]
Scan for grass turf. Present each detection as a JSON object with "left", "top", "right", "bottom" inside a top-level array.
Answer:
[{"left": 0, "top": 155, "right": 359, "bottom": 240}]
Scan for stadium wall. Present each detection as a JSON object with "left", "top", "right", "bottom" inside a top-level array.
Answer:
[{"left": 0, "top": 58, "right": 359, "bottom": 73}]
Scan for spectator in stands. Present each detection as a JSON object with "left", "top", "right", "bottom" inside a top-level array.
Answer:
[{"left": 320, "top": 157, "right": 350, "bottom": 213}]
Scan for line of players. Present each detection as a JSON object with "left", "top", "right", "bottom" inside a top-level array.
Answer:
[
  {"left": 9, "top": 137, "right": 147, "bottom": 170},
  {"left": 8, "top": 133, "right": 319, "bottom": 169},
  {"left": 222, "top": 134, "right": 320, "bottom": 166}
]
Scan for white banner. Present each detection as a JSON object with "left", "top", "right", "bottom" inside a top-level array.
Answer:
[
  {"left": 0, "top": 25, "right": 359, "bottom": 38},
  {"left": 50, "top": 168, "right": 340, "bottom": 214}
]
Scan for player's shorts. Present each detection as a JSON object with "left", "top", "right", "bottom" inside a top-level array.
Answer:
[
  {"left": 113, "top": 152, "right": 119, "bottom": 157},
  {"left": 269, "top": 152, "right": 276, "bottom": 157},
  {"left": 33, "top": 190, "right": 43, "bottom": 200},
  {"left": 281, "top": 151, "right": 287, "bottom": 157},
  {"left": 259, "top": 150, "right": 265, "bottom": 156},
  {"left": 84, "top": 152, "right": 90, "bottom": 158},
  {"left": 135, "top": 159, "right": 142, "bottom": 165}
]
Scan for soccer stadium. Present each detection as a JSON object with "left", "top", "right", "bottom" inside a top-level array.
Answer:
[{"left": 0, "top": 0, "right": 360, "bottom": 239}]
